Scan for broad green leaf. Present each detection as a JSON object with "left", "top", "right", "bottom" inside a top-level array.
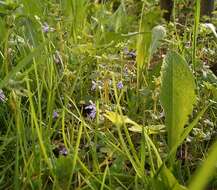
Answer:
[{"left": 160, "top": 51, "right": 196, "bottom": 162}]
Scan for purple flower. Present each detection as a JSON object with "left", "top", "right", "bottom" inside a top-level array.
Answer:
[
  {"left": 0, "top": 89, "right": 6, "bottom": 102},
  {"left": 53, "top": 111, "right": 59, "bottom": 119},
  {"left": 53, "top": 145, "right": 68, "bottom": 157},
  {"left": 42, "top": 22, "right": 54, "bottom": 33},
  {"left": 128, "top": 51, "right": 136, "bottom": 59},
  {"left": 117, "top": 81, "right": 124, "bottom": 89},
  {"left": 123, "top": 48, "right": 136, "bottom": 59},
  {"left": 85, "top": 102, "right": 96, "bottom": 119},
  {"left": 59, "top": 147, "right": 68, "bottom": 156}
]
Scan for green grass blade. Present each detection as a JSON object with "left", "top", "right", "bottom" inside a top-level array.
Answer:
[
  {"left": 189, "top": 140, "right": 217, "bottom": 190},
  {"left": 0, "top": 43, "right": 46, "bottom": 89},
  {"left": 67, "top": 123, "right": 83, "bottom": 189}
]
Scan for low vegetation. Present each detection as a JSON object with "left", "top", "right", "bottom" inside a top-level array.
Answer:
[{"left": 0, "top": 0, "right": 217, "bottom": 189}]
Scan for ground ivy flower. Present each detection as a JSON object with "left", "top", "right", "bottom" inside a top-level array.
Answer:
[
  {"left": 53, "top": 144, "right": 68, "bottom": 157},
  {"left": 117, "top": 81, "right": 124, "bottom": 89},
  {"left": 85, "top": 101, "right": 96, "bottom": 119},
  {"left": 0, "top": 89, "right": 6, "bottom": 103},
  {"left": 127, "top": 51, "right": 136, "bottom": 59},
  {"left": 53, "top": 111, "right": 59, "bottom": 119},
  {"left": 59, "top": 147, "right": 68, "bottom": 156},
  {"left": 124, "top": 48, "right": 136, "bottom": 59},
  {"left": 42, "top": 22, "right": 54, "bottom": 33}
]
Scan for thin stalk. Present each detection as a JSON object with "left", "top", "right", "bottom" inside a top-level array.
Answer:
[
  {"left": 26, "top": 79, "right": 53, "bottom": 174},
  {"left": 67, "top": 124, "right": 83, "bottom": 190},
  {"left": 100, "top": 165, "right": 109, "bottom": 190},
  {"left": 192, "top": 0, "right": 200, "bottom": 70}
]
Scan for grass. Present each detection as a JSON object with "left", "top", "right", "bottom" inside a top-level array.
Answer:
[{"left": 0, "top": 0, "right": 217, "bottom": 189}]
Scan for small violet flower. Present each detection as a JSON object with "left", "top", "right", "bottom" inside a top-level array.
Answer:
[
  {"left": 53, "top": 145, "right": 68, "bottom": 157},
  {"left": 0, "top": 89, "right": 6, "bottom": 103},
  {"left": 53, "top": 111, "right": 59, "bottom": 119},
  {"left": 85, "top": 101, "right": 96, "bottom": 119},
  {"left": 42, "top": 22, "right": 54, "bottom": 33},
  {"left": 59, "top": 147, "right": 68, "bottom": 156},
  {"left": 127, "top": 51, "right": 136, "bottom": 59},
  {"left": 117, "top": 81, "right": 124, "bottom": 89},
  {"left": 123, "top": 48, "right": 136, "bottom": 59}
]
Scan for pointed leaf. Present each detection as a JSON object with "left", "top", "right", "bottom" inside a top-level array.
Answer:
[{"left": 160, "top": 51, "right": 196, "bottom": 157}]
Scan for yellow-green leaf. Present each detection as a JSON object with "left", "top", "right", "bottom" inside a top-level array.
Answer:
[{"left": 160, "top": 51, "right": 196, "bottom": 162}]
